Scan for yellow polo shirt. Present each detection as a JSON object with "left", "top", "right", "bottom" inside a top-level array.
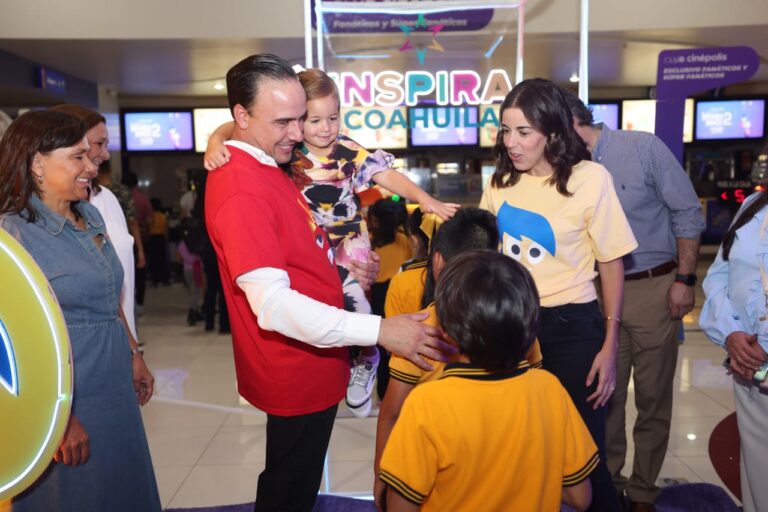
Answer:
[
  {"left": 384, "top": 260, "right": 428, "bottom": 318},
  {"left": 388, "top": 304, "right": 543, "bottom": 385},
  {"left": 380, "top": 364, "right": 599, "bottom": 511}
]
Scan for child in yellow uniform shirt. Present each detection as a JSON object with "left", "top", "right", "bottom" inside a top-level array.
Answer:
[
  {"left": 380, "top": 251, "right": 597, "bottom": 512},
  {"left": 373, "top": 208, "right": 543, "bottom": 508}
]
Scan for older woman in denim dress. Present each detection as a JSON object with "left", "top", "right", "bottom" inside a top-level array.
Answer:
[{"left": 0, "top": 111, "right": 160, "bottom": 511}]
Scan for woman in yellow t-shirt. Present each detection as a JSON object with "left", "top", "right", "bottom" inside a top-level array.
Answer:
[{"left": 479, "top": 78, "right": 637, "bottom": 512}]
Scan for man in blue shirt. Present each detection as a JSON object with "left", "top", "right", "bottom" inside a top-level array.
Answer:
[{"left": 567, "top": 92, "right": 705, "bottom": 512}]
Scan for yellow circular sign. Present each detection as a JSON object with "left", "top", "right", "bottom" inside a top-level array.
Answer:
[{"left": 0, "top": 229, "right": 72, "bottom": 501}]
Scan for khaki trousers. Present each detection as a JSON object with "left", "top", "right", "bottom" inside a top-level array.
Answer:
[
  {"left": 734, "top": 376, "right": 768, "bottom": 512},
  {"left": 605, "top": 272, "right": 679, "bottom": 503}
]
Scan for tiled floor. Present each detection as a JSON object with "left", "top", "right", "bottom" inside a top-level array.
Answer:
[{"left": 139, "top": 250, "right": 739, "bottom": 509}]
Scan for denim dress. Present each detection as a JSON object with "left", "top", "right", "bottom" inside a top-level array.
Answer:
[{"left": 2, "top": 196, "right": 160, "bottom": 511}]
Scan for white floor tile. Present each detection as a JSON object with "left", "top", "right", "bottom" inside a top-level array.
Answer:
[
  {"left": 154, "top": 466, "right": 193, "bottom": 508},
  {"left": 167, "top": 464, "right": 262, "bottom": 508},
  {"left": 198, "top": 425, "right": 268, "bottom": 465},
  {"left": 148, "top": 424, "right": 222, "bottom": 467}
]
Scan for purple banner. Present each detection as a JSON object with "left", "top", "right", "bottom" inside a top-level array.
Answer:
[
  {"left": 311, "top": 1, "right": 493, "bottom": 33},
  {"left": 655, "top": 46, "right": 759, "bottom": 162}
]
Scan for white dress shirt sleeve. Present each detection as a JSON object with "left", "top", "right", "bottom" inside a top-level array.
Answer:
[{"left": 237, "top": 267, "right": 380, "bottom": 348}]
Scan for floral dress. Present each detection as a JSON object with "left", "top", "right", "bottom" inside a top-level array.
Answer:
[{"left": 291, "top": 135, "right": 393, "bottom": 313}]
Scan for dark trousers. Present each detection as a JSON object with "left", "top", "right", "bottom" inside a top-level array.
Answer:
[
  {"left": 134, "top": 242, "right": 147, "bottom": 306},
  {"left": 539, "top": 301, "right": 621, "bottom": 512},
  {"left": 202, "top": 255, "right": 229, "bottom": 331},
  {"left": 255, "top": 404, "right": 338, "bottom": 512},
  {"left": 147, "top": 235, "right": 170, "bottom": 284}
]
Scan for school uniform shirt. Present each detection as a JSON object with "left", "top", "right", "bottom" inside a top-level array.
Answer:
[
  {"left": 480, "top": 160, "right": 638, "bottom": 307},
  {"left": 380, "top": 363, "right": 598, "bottom": 511},
  {"left": 205, "top": 143, "right": 351, "bottom": 416},
  {"left": 374, "top": 231, "right": 414, "bottom": 283},
  {"left": 388, "top": 304, "right": 543, "bottom": 385},
  {"left": 384, "top": 260, "right": 428, "bottom": 318}
]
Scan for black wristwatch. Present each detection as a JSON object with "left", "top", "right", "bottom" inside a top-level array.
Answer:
[{"left": 674, "top": 273, "right": 697, "bottom": 287}]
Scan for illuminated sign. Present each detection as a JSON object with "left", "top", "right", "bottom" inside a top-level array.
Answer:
[
  {"left": 0, "top": 229, "right": 72, "bottom": 501},
  {"left": 329, "top": 69, "right": 512, "bottom": 107},
  {"left": 719, "top": 188, "right": 747, "bottom": 204},
  {"left": 0, "top": 320, "right": 18, "bottom": 396}
]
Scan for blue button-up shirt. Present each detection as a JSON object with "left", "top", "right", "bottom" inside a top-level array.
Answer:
[
  {"left": 592, "top": 124, "right": 705, "bottom": 273},
  {"left": 701, "top": 193, "right": 768, "bottom": 353}
]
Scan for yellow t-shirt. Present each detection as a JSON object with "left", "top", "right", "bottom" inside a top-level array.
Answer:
[
  {"left": 384, "top": 260, "right": 428, "bottom": 318},
  {"left": 374, "top": 231, "right": 413, "bottom": 283},
  {"left": 380, "top": 365, "right": 599, "bottom": 511},
  {"left": 388, "top": 304, "right": 543, "bottom": 385},
  {"left": 479, "top": 160, "right": 637, "bottom": 307},
  {"left": 149, "top": 211, "right": 167, "bottom": 236}
]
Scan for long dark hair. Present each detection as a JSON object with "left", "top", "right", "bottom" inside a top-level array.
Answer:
[
  {"left": 491, "top": 78, "right": 591, "bottom": 196},
  {"left": 0, "top": 110, "right": 87, "bottom": 223},
  {"left": 722, "top": 191, "right": 768, "bottom": 260}
]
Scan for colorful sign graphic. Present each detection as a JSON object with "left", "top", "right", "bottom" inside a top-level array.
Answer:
[
  {"left": 329, "top": 68, "right": 512, "bottom": 107},
  {"left": 0, "top": 229, "right": 72, "bottom": 501},
  {"left": 655, "top": 46, "right": 759, "bottom": 161},
  {"left": 399, "top": 13, "right": 444, "bottom": 65},
  {"left": 311, "top": 0, "right": 493, "bottom": 33}
]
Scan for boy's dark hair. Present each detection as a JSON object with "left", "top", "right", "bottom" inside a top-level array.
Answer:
[
  {"left": 436, "top": 250, "right": 540, "bottom": 372},
  {"left": 421, "top": 207, "right": 499, "bottom": 308},
  {"left": 226, "top": 54, "right": 298, "bottom": 116}
]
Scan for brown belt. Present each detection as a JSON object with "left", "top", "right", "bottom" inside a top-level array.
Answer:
[{"left": 624, "top": 260, "right": 677, "bottom": 281}]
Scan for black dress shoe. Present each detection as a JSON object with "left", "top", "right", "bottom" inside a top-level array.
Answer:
[{"left": 629, "top": 501, "right": 656, "bottom": 512}]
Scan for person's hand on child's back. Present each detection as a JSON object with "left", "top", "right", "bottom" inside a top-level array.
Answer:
[
  {"left": 349, "top": 251, "right": 380, "bottom": 291},
  {"left": 419, "top": 196, "right": 460, "bottom": 221},
  {"left": 204, "top": 142, "right": 231, "bottom": 171}
]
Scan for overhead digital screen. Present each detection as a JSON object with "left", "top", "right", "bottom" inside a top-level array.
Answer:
[
  {"left": 103, "top": 113, "right": 122, "bottom": 152},
  {"left": 124, "top": 111, "right": 194, "bottom": 151},
  {"left": 479, "top": 104, "right": 500, "bottom": 148},
  {"left": 588, "top": 103, "right": 619, "bottom": 131},
  {"left": 193, "top": 108, "right": 232, "bottom": 153},
  {"left": 410, "top": 106, "right": 478, "bottom": 147},
  {"left": 621, "top": 100, "right": 656, "bottom": 133},
  {"left": 340, "top": 106, "right": 408, "bottom": 149},
  {"left": 695, "top": 99, "right": 765, "bottom": 140}
]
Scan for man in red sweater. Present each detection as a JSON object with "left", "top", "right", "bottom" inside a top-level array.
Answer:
[{"left": 205, "top": 54, "right": 452, "bottom": 512}]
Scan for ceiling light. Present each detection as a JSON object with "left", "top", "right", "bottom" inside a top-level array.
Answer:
[
  {"left": 214, "top": 81, "right": 225, "bottom": 91},
  {"left": 569, "top": 73, "right": 579, "bottom": 83},
  {"left": 687, "top": 433, "right": 697, "bottom": 441}
]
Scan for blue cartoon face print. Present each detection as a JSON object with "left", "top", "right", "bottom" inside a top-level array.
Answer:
[{"left": 497, "top": 202, "right": 556, "bottom": 267}]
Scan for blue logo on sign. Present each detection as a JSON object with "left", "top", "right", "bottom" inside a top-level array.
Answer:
[{"left": 0, "top": 318, "right": 18, "bottom": 396}]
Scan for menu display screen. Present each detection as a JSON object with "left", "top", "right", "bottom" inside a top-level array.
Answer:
[
  {"left": 124, "top": 111, "right": 194, "bottom": 151},
  {"left": 479, "top": 104, "right": 500, "bottom": 148},
  {"left": 695, "top": 99, "right": 765, "bottom": 140},
  {"left": 621, "top": 100, "right": 656, "bottom": 133},
  {"left": 103, "top": 113, "right": 122, "bottom": 152},
  {"left": 588, "top": 103, "right": 619, "bottom": 130},
  {"left": 340, "top": 106, "right": 408, "bottom": 149},
  {"left": 410, "top": 106, "right": 478, "bottom": 147},
  {"left": 193, "top": 108, "right": 232, "bottom": 153}
]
